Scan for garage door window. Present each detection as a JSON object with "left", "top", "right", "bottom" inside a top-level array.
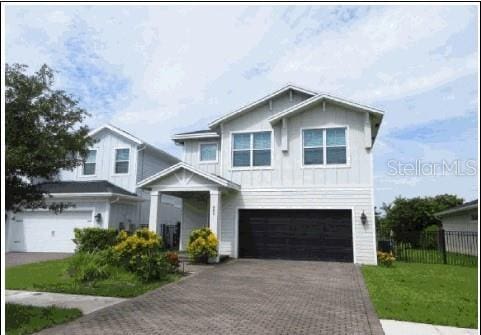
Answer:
[
  {"left": 303, "top": 127, "right": 347, "bottom": 166},
  {"left": 82, "top": 150, "right": 97, "bottom": 175}
]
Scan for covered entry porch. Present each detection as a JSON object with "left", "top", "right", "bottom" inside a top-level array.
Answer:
[{"left": 138, "top": 162, "right": 240, "bottom": 253}]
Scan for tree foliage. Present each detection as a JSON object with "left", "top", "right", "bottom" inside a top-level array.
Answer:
[
  {"left": 380, "top": 194, "right": 464, "bottom": 238},
  {"left": 5, "top": 63, "right": 93, "bottom": 211}
]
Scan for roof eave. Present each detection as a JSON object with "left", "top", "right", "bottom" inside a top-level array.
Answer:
[
  {"left": 435, "top": 204, "right": 478, "bottom": 217},
  {"left": 47, "top": 192, "right": 144, "bottom": 201},
  {"left": 268, "top": 94, "right": 384, "bottom": 125},
  {"left": 137, "top": 162, "right": 240, "bottom": 190},
  {"left": 171, "top": 133, "right": 220, "bottom": 144},
  {"left": 88, "top": 124, "right": 143, "bottom": 145},
  {"left": 208, "top": 85, "right": 317, "bottom": 128}
]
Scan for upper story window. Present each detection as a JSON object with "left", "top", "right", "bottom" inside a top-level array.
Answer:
[
  {"left": 232, "top": 131, "right": 271, "bottom": 168},
  {"left": 200, "top": 143, "right": 218, "bottom": 163},
  {"left": 115, "top": 148, "right": 130, "bottom": 174},
  {"left": 82, "top": 150, "right": 97, "bottom": 175},
  {"left": 303, "top": 127, "right": 347, "bottom": 166}
]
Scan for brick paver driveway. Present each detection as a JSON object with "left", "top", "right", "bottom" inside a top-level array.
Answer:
[{"left": 38, "top": 259, "right": 384, "bottom": 335}]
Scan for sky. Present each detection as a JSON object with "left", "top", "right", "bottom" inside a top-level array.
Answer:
[{"left": 4, "top": 4, "right": 479, "bottom": 207}]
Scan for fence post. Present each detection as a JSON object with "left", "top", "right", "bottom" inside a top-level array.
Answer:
[{"left": 439, "top": 228, "right": 447, "bottom": 264}]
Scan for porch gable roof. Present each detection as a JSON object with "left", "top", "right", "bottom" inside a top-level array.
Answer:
[{"left": 137, "top": 162, "right": 241, "bottom": 190}]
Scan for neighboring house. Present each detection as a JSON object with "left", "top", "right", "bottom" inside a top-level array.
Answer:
[
  {"left": 436, "top": 199, "right": 478, "bottom": 256},
  {"left": 6, "top": 124, "right": 182, "bottom": 253},
  {"left": 139, "top": 85, "right": 384, "bottom": 264}
]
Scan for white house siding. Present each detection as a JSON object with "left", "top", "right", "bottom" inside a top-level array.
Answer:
[
  {"left": 221, "top": 101, "right": 372, "bottom": 188},
  {"left": 442, "top": 210, "right": 478, "bottom": 233},
  {"left": 442, "top": 210, "right": 478, "bottom": 256},
  {"left": 59, "top": 129, "right": 139, "bottom": 193},
  {"left": 180, "top": 197, "right": 208, "bottom": 251},
  {"left": 137, "top": 147, "right": 174, "bottom": 182},
  {"left": 183, "top": 140, "right": 221, "bottom": 175},
  {"left": 220, "top": 187, "right": 377, "bottom": 264},
  {"left": 109, "top": 202, "right": 139, "bottom": 230}
]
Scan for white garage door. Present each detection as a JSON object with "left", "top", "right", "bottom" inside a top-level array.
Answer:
[{"left": 8, "top": 210, "right": 93, "bottom": 252}]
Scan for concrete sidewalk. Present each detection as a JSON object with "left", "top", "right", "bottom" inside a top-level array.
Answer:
[
  {"left": 381, "top": 319, "right": 478, "bottom": 335},
  {"left": 6, "top": 290, "right": 127, "bottom": 314}
]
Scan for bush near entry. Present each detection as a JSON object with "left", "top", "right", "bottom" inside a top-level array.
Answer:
[{"left": 187, "top": 228, "right": 218, "bottom": 263}]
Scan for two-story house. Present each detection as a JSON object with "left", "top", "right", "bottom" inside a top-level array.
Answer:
[
  {"left": 139, "top": 85, "right": 383, "bottom": 264},
  {"left": 6, "top": 124, "right": 181, "bottom": 253}
]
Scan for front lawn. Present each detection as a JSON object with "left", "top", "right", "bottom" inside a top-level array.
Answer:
[
  {"left": 6, "top": 303, "right": 82, "bottom": 335},
  {"left": 6, "top": 257, "right": 181, "bottom": 298},
  {"left": 362, "top": 262, "right": 478, "bottom": 328}
]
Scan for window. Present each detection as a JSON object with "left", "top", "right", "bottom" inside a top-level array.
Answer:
[
  {"left": 82, "top": 150, "right": 97, "bottom": 175},
  {"left": 233, "top": 131, "right": 271, "bottom": 168},
  {"left": 115, "top": 148, "right": 130, "bottom": 174},
  {"left": 200, "top": 143, "right": 218, "bottom": 162},
  {"left": 303, "top": 129, "right": 323, "bottom": 165},
  {"left": 303, "top": 127, "right": 347, "bottom": 166},
  {"left": 326, "top": 128, "right": 347, "bottom": 164}
]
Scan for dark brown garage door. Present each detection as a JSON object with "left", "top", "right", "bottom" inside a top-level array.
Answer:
[{"left": 239, "top": 209, "right": 353, "bottom": 262}]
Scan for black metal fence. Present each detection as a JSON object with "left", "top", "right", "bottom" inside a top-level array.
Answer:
[
  {"left": 160, "top": 223, "right": 180, "bottom": 250},
  {"left": 377, "top": 228, "right": 478, "bottom": 267}
]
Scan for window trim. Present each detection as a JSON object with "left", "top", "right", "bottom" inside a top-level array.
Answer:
[
  {"left": 198, "top": 142, "right": 219, "bottom": 164},
  {"left": 80, "top": 149, "right": 98, "bottom": 177},
  {"left": 301, "top": 125, "right": 350, "bottom": 169},
  {"left": 230, "top": 130, "right": 273, "bottom": 170},
  {"left": 113, "top": 147, "right": 131, "bottom": 175}
]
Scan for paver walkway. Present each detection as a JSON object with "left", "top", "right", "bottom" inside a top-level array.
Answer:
[
  {"left": 36, "top": 259, "right": 384, "bottom": 335},
  {"left": 6, "top": 290, "right": 126, "bottom": 315}
]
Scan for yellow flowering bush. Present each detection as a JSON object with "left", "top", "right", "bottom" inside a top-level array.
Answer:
[
  {"left": 113, "top": 228, "right": 167, "bottom": 280},
  {"left": 187, "top": 227, "right": 218, "bottom": 263},
  {"left": 377, "top": 251, "right": 396, "bottom": 267}
]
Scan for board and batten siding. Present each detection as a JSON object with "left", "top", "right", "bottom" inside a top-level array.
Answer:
[
  {"left": 59, "top": 129, "right": 139, "bottom": 193},
  {"left": 182, "top": 140, "right": 221, "bottom": 175},
  {"left": 221, "top": 101, "right": 372, "bottom": 188},
  {"left": 219, "top": 187, "right": 377, "bottom": 264},
  {"left": 137, "top": 148, "right": 174, "bottom": 182}
]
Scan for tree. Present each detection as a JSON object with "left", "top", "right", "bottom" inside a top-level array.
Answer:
[
  {"left": 5, "top": 63, "right": 94, "bottom": 212},
  {"left": 381, "top": 194, "right": 464, "bottom": 242}
]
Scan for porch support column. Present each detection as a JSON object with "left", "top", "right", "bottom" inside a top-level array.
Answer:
[
  {"left": 209, "top": 190, "right": 221, "bottom": 244},
  {"left": 149, "top": 191, "right": 161, "bottom": 234}
]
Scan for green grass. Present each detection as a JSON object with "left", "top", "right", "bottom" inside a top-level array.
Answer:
[
  {"left": 6, "top": 258, "right": 181, "bottom": 298},
  {"left": 6, "top": 303, "right": 82, "bottom": 335},
  {"left": 395, "top": 248, "right": 477, "bottom": 266},
  {"left": 362, "top": 262, "right": 478, "bottom": 328}
]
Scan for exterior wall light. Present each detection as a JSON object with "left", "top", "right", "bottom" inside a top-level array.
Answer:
[
  {"left": 95, "top": 213, "right": 102, "bottom": 223},
  {"left": 360, "top": 211, "right": 367, "bottom": 225}
]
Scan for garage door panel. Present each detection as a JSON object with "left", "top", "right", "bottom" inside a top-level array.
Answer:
[
  {"left": 239, "top": 209, "right": 353, "bottom": 262},
  {"left": 9, "top": 210, "right": 93, "bottom": 253}
]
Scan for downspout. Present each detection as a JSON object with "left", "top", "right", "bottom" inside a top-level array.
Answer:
[{"left": 137, "top": 144, "right": 147, "bottom": 226}]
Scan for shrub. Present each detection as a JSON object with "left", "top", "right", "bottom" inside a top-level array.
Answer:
[
  {"left": 114, "top": 228, "right": 163, "bottom": 268},
  {"left": 187, "top": 228, "right": 218, "bottom": 263},
  {"left": 67, "top": 252, "right": 113, "bottom": 284},
  {"left": 73, "top": 228, "right": 118, "bottom": 253},
  {"left": 135, "top": 253, "right": 171, "bottom": 282},
  {"left": 377, "top": 251, "right": 396, "bottom": 267},
  {"left": 164, "top": 251, "right": 180, "bottom": 270},
  {"left": 113, "top": 228, "right": 170, "bottom": 281}
]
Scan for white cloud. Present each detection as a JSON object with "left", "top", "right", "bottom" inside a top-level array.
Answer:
[
  {"left": 268, "top": 6, "right": 477, "bottom": 106},
  {"left": 5, "top": 5, "right": 478, "bottom": 192}
]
